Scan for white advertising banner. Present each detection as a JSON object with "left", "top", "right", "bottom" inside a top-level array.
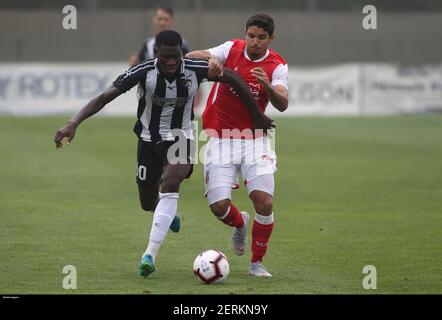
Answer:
[
  {"left": 362, "top": 64, "right": 442, "bottom": 115},
  {"left": 1, "top": 63, "right": 442, "bottom": 116},
  {"left": 271, "top": 64, "right": 360, "bottom": 116},
  {"left": 0, "top": 63, "right": 137, "bottom": 116}
]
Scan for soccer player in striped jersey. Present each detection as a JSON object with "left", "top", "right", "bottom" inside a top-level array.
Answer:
[
  {"left": 54, "top": 30, "right": 273, "bottom": 278},
  {"left": 186, "top": 14, "right": 289, "bottom": 277}
]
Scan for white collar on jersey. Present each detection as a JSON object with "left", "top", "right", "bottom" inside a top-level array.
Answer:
[
  {"left": 154, "top": 58, "right": 160, "bottom": 74},
  {"left": 180, "top": 58, "right": 185, "bottom": 74},
  {"left": 243, "top": 47, "right": 270, "bottom": 62}
]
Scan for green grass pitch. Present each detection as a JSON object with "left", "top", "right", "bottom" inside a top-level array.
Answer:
[{"left": 1, "top": 116, "right": 441, "bottom": 294}]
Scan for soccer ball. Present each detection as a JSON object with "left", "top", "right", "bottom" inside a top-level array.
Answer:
[{"left": 193, "top": 250, "right": 230, "bottom": 284}]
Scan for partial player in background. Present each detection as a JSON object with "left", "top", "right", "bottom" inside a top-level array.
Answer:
[
  {"left": 54, "top": 30, "right": 273, "bottom": 278},
  {"left": 186, "top": 14, "right": 289, "bottom": 277},
  {"left": 128, "top": 6, "right": 191, "bottom": 66}
]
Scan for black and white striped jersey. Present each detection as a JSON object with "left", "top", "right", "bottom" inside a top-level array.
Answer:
[{"left": 113, "top": 58, "right": 209, "bottom": 142}]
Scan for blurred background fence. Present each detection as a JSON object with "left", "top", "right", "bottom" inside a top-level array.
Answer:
[{"left": 1, "top": 0, "right": 441, "bottom": 115}]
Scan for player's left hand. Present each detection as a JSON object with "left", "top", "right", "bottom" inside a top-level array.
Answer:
[{"left": 251, "top": 67, "right": 271, "bottom": 89}]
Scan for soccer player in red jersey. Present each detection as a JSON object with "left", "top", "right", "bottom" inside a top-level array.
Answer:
[{"left": 186, "top": 14, "right": 289, "bottom": 277}]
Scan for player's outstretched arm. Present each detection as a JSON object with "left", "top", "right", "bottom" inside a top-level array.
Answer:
[
  {"left": 186, "top": 51, "right": 224, "bottom": 78},
  {"left": 213, "top": 68, "right": 275, "bottom": 131},
  {"left": 185, "top": 50, "right": 211, "bottom": 60},
  {"left": 54, "top": 85, "right": 121, "bottom": 149}
]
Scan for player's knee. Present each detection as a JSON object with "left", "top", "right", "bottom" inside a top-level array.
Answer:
[
  {"left": 210, "top": 199, "right": 231, "bottom": 218},
  {"left": 161, "top": 175, "right": 183, "bottom": 193},
  {"left": 253, "top": 196, "right": 273, "bottom": 215}
]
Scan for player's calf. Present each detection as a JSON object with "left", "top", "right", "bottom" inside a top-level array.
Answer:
[
  {"left": 210, "top": 200, "right": 244, "bottom": 229},
  {"left": 210, "top": 199, "right": 248, "bottom": 256},
  {"left": 249, "top": 188, "right": 275, "bottom": 268}
]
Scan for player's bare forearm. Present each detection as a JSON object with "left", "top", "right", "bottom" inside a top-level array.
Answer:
[
  {"left": 69, "top": 86, "right": 121, "bottom": 126},
  {"left": 216, "top": 68, "right": 275, "bottom": 130},
  {"left": 185, "top": 50, "right": 211, "bottom": 60},
  {"left": 266, "top": 85, "right": 288, "bottom": 112},
  {"left": 54, "top": 86, "right": 121, "bottom": 148},
  {"left": 186, "top": 51, "right": 224, "bottom": 77},
  {"left": 219, "top": 68, "right": 260, "bottom": 118}
]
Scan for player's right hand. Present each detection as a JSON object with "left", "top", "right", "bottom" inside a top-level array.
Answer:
[
  {"left": 253, "top": 113, "right": 276, "bottom": 131},
  {"left": 54, "top": 122, "right": 77, "bottom": 149}
]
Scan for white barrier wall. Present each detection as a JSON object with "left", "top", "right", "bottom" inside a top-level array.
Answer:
[
  {"left": 0, "top": 63, "right": 133, "bottom": 116},
  {"left": 1, "top": 63, "right": 441, "bottom": 116},
  {"left": 361, "top": 64, "right": 442, "bottom": 115},
  {"left": 281, "top": 64, "right": 360, "bottom": 116}
]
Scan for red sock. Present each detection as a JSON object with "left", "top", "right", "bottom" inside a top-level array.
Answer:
[
  {"left": 220, "top": 203, "right": 244, "bottom": 228},
  {"left": 251, "top": 220, "right": 274, "bottom": 263}
]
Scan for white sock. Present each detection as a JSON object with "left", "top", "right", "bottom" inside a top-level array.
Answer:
[
  {"left": 144, "top": 240, "right": 161, "bottom": 261},
  {"left": 255, "top": 212, "right": 274, "bottom": 225},
  {"left": 144, "top": 192, "right": 179, "bottom": 262}
]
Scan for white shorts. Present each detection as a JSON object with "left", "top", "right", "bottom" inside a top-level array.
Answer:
[{"left": 204, "top": 136, "right": 277, "bottom": 201}]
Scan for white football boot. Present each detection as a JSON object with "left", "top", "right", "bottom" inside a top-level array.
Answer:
[
  {"left": 232, "top": 211, "right": 249, "bottom": 256},
  {"left": 249, "top": 261, "right": 272, "bottom": 277}
]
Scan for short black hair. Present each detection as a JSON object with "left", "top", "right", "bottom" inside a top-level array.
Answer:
[
  {"left": 155, "top": 5, "right": 174, "bottom": 17},
  {"left": 155, "top": 30, "right": 183, "bottom": 48},
  {"left": 246, "top": 14, "right": 275, "bottom": 36}
]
